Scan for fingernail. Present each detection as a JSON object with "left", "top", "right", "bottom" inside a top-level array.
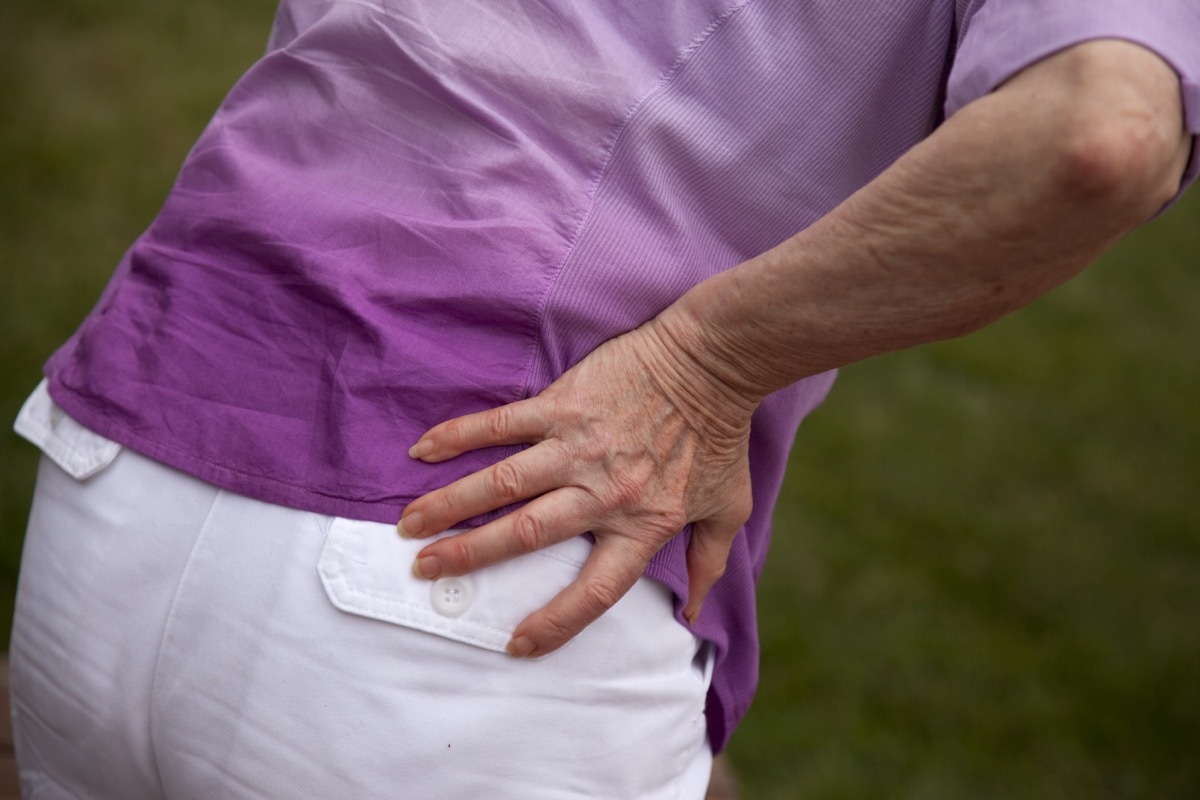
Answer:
[
  {"left": 397, "top": 511, "right": 425, "bottom": 539},
  {"left": 507, "top": 635, "right": 537, "bottom": 659},
  {"left": 408, "top": 439, "right": 433, "bottom": 460},
  {"left": 412, "top": 554, "right": 441, "bottom": 580},
  {"left": 685, "top": 602, "right": 704, "bottom": 626}
]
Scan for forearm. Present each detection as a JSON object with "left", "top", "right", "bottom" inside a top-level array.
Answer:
[{"left": 654, "top": 40, "right": 1191, "bottom": 403}]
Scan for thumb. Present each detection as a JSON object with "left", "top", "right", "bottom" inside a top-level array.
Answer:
[{"left": 682, "top": 513, "right": 741, "bottom": 625}]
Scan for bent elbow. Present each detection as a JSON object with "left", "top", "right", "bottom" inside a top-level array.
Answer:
[{"left": 1054, "top": 99, "right": 1188, "bottom": 220}]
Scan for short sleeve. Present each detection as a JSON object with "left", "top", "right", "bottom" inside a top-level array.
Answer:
[{"left": 946, "top": 0, "right": 1200, "bottom": 193}]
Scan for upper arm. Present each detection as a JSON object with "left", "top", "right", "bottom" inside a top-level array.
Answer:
[{"left": 945, "top": 0, "right": 1200, "bottom": 201}]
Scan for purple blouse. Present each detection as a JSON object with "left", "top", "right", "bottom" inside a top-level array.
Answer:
[{"left": 45, "top": 0, "right": 1199, "bottom": 751}]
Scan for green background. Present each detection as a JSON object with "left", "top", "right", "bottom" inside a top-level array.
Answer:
[{"left": 2, "top": 2, "right": 1197, "bottom": 797}]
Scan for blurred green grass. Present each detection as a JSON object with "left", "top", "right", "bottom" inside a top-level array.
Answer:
[
  {"left": 747, "top": 194, "right": 1200, "bottom": 795},
  {"left": 1, "top": 2, "right": 1197, "bottom": 797}
]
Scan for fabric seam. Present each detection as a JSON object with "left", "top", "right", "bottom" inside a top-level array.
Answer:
[
  {"left": 146, "top": 489, "right": 225, "bottom": 797},
  {"left": 517, "top": 0, "right": 755, "bottom": 396}
]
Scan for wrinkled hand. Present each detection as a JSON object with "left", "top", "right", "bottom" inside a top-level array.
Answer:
[{"left": 397, "top": 315, "right": 759, "bottom": 658}]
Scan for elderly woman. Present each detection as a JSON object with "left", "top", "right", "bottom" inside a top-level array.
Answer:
[{"left": 11, "top": 1, "right": 1197, "bottom": 798}]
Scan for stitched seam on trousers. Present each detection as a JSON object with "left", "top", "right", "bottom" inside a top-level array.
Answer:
[{"left": 146, "top": 488, "right": 225, "bottom": 797}]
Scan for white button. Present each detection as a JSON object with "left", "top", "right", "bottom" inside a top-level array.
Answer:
[{"left": 431, "top": 576, "right": 474, "bottom": 618}]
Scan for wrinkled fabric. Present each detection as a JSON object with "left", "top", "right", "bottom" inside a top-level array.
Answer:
[{"left": 45, "top": 0, "right": 1200, "bottom": 750}]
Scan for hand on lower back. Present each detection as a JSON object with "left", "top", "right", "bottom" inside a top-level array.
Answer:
[{"left": 398, "top": 316, "right": 757, "bottom": 657}]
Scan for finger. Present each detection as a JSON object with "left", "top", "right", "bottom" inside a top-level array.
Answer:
[
  {"left": 409, "top": 398, "right": 547, "bottom": 463},
  {"left": 681, "top": 515, "right": 740, "bottom": 626},
  {"left": 399, "top": 445, "right": 565, "bottom": 539},
  {"left": 506, "top": 537, "right": 651, "bottom": 658},
  {"left": 412, "top": 486, "right": 594, "bottom": 580}
]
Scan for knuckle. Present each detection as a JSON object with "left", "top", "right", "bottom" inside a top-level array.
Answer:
[
  {"left": 432, "top": 491, "right": 458, "bottom": 525},
  {"left": 512, "top": 511, "right": 546, "bottom": 553},
  {"left": 486, "top": 406, "right": 514, "bottom": 440},
  {"left": 442, "top": 418, "right": 467, "bottom": 446},
  {"left": 443, "top": 536, "right": 475, "bottom": 570},
  {"left": 580, "top": 575, "right": 624, "bottom": 615},
  {"left": 537, "top": 612, "right": 576, "bottom": 646},
  {"left": 487, "top": 461, "right": 524, "bottom": 504},
  {"left": 606, "top": 473, "right": 645, "bottom": 510}
]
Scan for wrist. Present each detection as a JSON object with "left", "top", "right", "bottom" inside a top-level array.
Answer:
[{"left": 642, "top": 299, "right": 771, "bottom": 425}]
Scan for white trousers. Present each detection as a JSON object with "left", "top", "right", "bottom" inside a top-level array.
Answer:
[{"left": 10, "top": 383, "right": 713, "bottom": 799}]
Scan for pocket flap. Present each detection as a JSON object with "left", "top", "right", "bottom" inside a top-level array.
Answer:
[
  {"left": 318, "top": 517, "right": 590, "bottom": 653},
  {"left": 15, "top": 380, "right": 122, "bottom": 480}
]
